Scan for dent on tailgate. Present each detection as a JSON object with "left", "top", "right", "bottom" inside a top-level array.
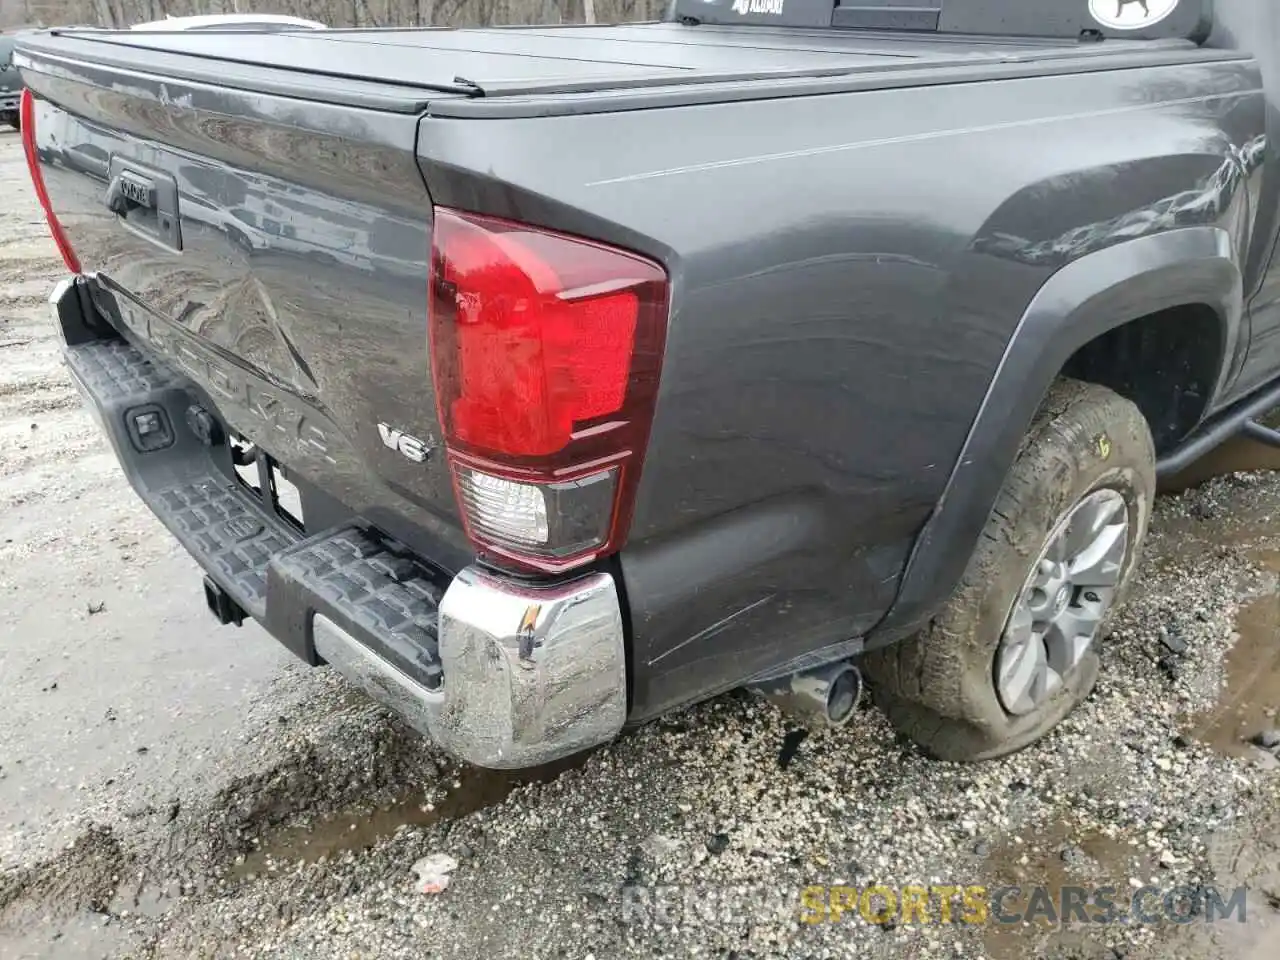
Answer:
[{"left": 17, "top": 35, "right": 475, "bottom": 570}]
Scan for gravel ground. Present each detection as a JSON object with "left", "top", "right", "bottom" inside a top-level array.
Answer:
[{"left": 4, "top": 132, "right": 1280, "bottom": 960}]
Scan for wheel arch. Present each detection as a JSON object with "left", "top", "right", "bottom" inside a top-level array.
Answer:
[{"left": 867, "top": 225, "right": 1242, "bottom": 646}]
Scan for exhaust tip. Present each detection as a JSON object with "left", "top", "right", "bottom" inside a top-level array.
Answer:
[
  {"left": 824, "top": 665, "right": 861, "bottom": 725},
  {"left": 750, "top": 660, "right": 863, "bottom": 728}
]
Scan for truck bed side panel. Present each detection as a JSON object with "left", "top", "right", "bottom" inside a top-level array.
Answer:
[{"left": 416, "top": 57, "right": 1263, "bottom": 718}]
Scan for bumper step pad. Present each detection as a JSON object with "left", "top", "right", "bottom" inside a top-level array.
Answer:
[
  {"left": 64, "top": 337, "right": 300, "bottom": 620},
  {"left": 64, "top": 337, "right": 181, "bottom": 401},
  {"left": 268, "top": 527, "right": 446, "bottom": 691},
  {"left": 159, "top": 479, "right": 297, "bottom": 619},
  {"left": 65, "top": 335, "right": 447, "bottom": 686}
]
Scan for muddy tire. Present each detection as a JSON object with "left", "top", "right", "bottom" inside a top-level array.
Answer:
[{"left": 865, "top": 378, "right": 1156, "bottom": 761}]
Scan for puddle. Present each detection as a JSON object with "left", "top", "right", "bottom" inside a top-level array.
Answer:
[
  {"left": 107, "top": 879, "right": 180, "bottom": 920},
  {"left": 229, "top": 752, "right": 590, "bottom": 881},
  {"left": 1160, "top": 435, "right": 1280, "bottom": 495},
  {"left": 982, "top": 820, "right": 1160, "bottom": 960},
  {"left": 1187, "top": 588, "right": 1280, "bottom": 760}
]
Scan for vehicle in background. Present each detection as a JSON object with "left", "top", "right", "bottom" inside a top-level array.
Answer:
[
  {"left": 0, "top": 33, "right": 24, "bottom": 129},
  {"left": 130, "top": 13, "right": 327, "bottom": 32}
]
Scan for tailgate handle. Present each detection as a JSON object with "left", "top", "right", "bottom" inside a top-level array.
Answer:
[
  {"left": 105, "top": 157, "right": 183, "bottom": 253},
  {"left": 105, "top": 172, "right": 154, "bottom": 216}
]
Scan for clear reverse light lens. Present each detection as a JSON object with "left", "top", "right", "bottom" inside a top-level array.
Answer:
[{"left": 456, "top": 468, "right": 549, "bottom": 546}]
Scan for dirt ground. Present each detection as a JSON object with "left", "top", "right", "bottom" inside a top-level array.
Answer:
[{"left": 4, "top": 131, "right": 1280, "bottom": 960}]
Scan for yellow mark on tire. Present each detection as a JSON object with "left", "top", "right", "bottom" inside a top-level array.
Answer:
[{"left": 1095, "top": 434, "right": 1111, "bottom": 460}]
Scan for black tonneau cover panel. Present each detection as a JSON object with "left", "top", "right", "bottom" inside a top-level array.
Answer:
[{"left": 19, "top": 21, "right": 1189, "bottom": 106}]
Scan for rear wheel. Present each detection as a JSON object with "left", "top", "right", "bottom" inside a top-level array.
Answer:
[{"left": 865, "top": 378, "right": 1155, "bottom": 761}]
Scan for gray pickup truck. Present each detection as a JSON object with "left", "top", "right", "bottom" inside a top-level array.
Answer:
[{"left": 13, "top": 0, "right": 1280, "bottom": 768}]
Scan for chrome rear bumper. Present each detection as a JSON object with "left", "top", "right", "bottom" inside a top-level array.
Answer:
[{"left": 313, "top": 566, "right": 627, "bottom": 769}]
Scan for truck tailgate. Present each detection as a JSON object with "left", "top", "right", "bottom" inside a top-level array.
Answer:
[{"left": 17, "top": 37, "right": 473, "bottom": 570}]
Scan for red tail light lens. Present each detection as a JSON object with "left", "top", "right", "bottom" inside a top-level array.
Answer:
[
  {"left": 430, "top": 208, "right": 669, "bottom": 573},
  {"left": 20, "top": 89, "right": 80, "bottom": 274}
]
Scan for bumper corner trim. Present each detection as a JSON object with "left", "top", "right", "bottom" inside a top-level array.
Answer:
[{"left": 314, "top": 566, "right": 627, "bottom": 769}]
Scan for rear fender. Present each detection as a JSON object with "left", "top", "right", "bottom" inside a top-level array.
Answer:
[{"left": 867, "top": 226, "right": 1241, "bottom": 645}]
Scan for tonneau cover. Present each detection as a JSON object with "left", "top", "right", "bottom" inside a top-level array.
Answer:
[{"left": 19, "top": 21, "right": 1189, "bottom": 105}]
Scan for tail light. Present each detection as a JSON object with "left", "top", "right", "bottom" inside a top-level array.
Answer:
[
  {"left": 20, "top": 88, "right": 80, "bottom": 274},
  {"left": 429, "top": 208, "right": 669, "bottom": 574}
]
